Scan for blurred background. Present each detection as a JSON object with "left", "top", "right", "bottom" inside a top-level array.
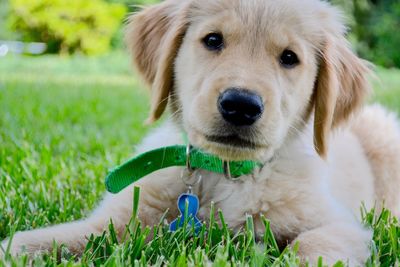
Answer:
[
  {"left": 0, "top": 0, "right": 398, "bottom": 67},
  {"left": 0, "top": 0, "right": 399, "bottom": 66}
]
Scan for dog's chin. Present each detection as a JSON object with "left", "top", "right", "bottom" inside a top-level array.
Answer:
[{"left": 189, "top": 133, "right": 269, "bottom": 161}]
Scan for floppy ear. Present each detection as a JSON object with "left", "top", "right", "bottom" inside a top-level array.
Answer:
[
  {"left": 313, "top": 35, "right": 371, "bottom": 157},
  {"left": 125, "top": 1, "right": 189, "bottom": 123}
]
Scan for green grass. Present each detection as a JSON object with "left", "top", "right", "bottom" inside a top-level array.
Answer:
[
  {"left": 371, "top": 67, "right": 400, "bottom": 114},
  {"left": 0, "top": 53, "right": 399, "bottom": 266}
]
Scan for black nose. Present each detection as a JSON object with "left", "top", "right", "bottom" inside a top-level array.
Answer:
[{"left": 218, "top": 88, "right": 264, "bottom": 126}]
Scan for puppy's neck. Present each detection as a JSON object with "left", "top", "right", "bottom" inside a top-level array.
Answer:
[{"left": 266, "top": 119, "right": 318, "bottom": 165}]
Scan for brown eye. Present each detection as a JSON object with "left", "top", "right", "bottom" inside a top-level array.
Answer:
[
  {"left": 202, "top": 33, "right": 224, "bottom": 51},
  {"left": 280, "top": 49, "right": 300, "bottom": 68}
]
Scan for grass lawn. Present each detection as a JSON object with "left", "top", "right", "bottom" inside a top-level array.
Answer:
[{"left": 0, "top": 53, "right": 399, "bottom": 266}]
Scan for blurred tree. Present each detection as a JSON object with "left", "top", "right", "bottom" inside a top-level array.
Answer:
[
  {"left": 329, "top": 0, "right": 371, "bottom": 31},
  {"left": 330, "top": 0, "right": 400, "bottom": 68},
  {"left": 367, "top": 0, "right": 400, "bottom": 67},
  {"left": 0, "top": 1, "right": 17, "bottom": 40},
  {"left": 4, "top": 0, "right": 399, "bottom": 66},
  {"left": 105, "top": 0, "right": 160, "bottom": 12},
  {"left": 8, "top": 0, "right": 126, "bottom": 55},
  {"left": 105, "top": 0, "right": 161, "bottom": 49}
]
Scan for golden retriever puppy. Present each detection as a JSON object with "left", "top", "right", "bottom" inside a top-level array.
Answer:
[{"left": 2, "top": 0, "right": 400, "bottom": 265}]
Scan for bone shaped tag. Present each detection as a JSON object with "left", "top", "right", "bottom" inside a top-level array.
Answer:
[{"left": 169, "top": 193, "right": 202, "bottom": 232}]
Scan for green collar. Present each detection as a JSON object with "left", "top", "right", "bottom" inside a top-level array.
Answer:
[{"left": 105, "top": 145, "right": 262, "bottom": 194}]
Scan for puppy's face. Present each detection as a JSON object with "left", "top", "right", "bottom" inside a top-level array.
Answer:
[
  {"left": 128, "top": 0, "right": 370, "bottom": 162},
  {"left": 175, "top": 1, "right": 321, "bottom": 161}
]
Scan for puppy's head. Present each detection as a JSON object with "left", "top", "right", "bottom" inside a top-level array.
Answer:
[{"left": 127, "top": 0, "right": 370, "bottom": 161}]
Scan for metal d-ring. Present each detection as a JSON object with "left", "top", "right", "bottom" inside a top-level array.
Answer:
[
  {"left": 182, "top": 144, "right": 201, "bottom": 193},
  {"left": 186, "top": 143, "right": 194, "bottom": 172},
  {"left": 181, "top": 169, "right": 202, "bottom": 194},
  {"left": 223, "top": 161, "right": 241, "bottom": 181}
]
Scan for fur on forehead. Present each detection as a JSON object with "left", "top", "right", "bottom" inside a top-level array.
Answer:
[{"left": 187, "top": 0, "right": 347, "bottom": 50}]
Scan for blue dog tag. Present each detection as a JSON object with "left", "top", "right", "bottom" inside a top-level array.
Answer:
[{"left": 169, "top": 193, "right": 202, "bottom": 232}]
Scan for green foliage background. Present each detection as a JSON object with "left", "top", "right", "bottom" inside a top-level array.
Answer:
[
  {"left": 105, "top": 0, "right": 160, "bottom": 9},
  {"left": 0, "top": 1, "right": 15, "bottom": 40},
  {"left": 332, "top": 0, "right": 400, "bottom": 68},
  {"left": 1, "top": 0, "right": 399, "bottom": 65},
  {"left": 7, "top": 0, "right": 126, "bottom": 55},
  {"left": 365, "top": 0, "right": 400, "bottom": 67}
]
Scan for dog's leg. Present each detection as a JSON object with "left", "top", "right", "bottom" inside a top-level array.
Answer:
[
  {"left": 0, "top": 189, "right": 134, "bottom": 257},
  {"left": 1, "top": 168, "right": 185, "bottom": 257},
  {"left": 1, "top": 220, "right": 103, "bottom": 257},
  {"left": 293, "top": 222, "right": 372, "bottom": 266},
  {"left": 351, "top": 105, "right": 400, "bottom": 216}
]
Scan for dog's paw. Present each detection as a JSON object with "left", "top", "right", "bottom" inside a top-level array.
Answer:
[
  {"left": 0, "top": 232, "right": 52, "bottom": 257},
  {"left": 0, "top": 240, "right": 5, "bottom": 258},
  {"left": 292, "top": 223, "right": 371, "bottom": 266},
  {"left": 0, "top": 238, "right": 19, "bottom": 257},
  {"left": 1, "top": 237, "right": 28, "bottom": 257}
]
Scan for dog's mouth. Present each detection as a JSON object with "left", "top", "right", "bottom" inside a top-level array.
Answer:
[
  {"left": 205, "top": 134, "right": 259, "bottom": 150},
  {"left": 188, "top": 124, "right": 270, "bottom": 161}
]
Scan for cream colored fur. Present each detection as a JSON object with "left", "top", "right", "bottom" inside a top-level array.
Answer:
[{"left": 2, "top": 0, "right": 400, "bottom": 265}]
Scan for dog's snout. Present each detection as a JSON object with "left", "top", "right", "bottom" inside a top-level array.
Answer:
[{"left": 218, "top": 88, "right": 264, "bottom": 126}]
